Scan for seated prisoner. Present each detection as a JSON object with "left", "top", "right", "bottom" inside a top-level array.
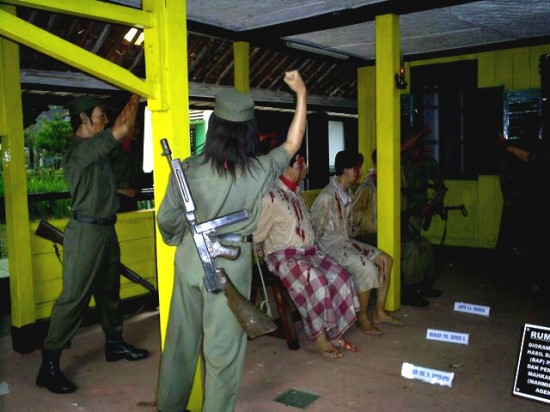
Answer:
[
  {"left": 254, "top": 155, "right": 360, "bottom": 358},
  {"left": 310, "top": 150, "right": 404, "bottom": 336}
]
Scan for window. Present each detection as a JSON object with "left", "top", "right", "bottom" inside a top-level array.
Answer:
[
  {"left": 328, "top": 120, "right": 344, "bottom": 173},
  {"left": 408, "top": 60, "right": 509, "bottom": 179}
]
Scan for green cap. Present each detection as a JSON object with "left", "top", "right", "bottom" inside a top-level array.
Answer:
[
  {"left": 214, "top": 89, "right": 254, "bottom": 122},
  {"left": 68, "top": 96, "right": 114, "bottom": 116}
]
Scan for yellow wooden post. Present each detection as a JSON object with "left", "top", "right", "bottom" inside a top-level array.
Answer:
[
  {"left": 0, "top": 5, "right": 35, "bottom": 329},
  {"left": 234, "top": 42, "right": 250, "bottom": 92},
  {"left": 142, "top": 0, "right": 202, "bottom": 409},
  {"left": 1, "top": 0, "right": 201, "bottom": 407},
  {"left": 375, "top": 14, "right": 401, "bottom": 311},
  {"left": 357, "top": 66, "right": 376, "bottom": 171}
]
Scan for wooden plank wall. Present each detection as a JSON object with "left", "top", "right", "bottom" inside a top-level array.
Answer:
[
  {"left": 30, "top": 210, "right": 157, "bottom": 320},
  {"left": 302, "top": 175, "right": 503, "bottom": 249}
]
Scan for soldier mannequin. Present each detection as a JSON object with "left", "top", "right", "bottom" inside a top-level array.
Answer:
[
  {"left": 36, "top": 94, "right": 149, "bottom": 394},
  {"left": 155, "top": 70, "right": 307, "bottom": 412}
]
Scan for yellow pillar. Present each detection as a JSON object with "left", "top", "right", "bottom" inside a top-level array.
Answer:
[
  {"left": 375, "top": 14, "right": 401, "bottom": 311},
  {"left": 0, "top": 6, "right": 35, "bottom": 328},
  {"left": 233, "top": 42, "right": 250, "bottom": 92},
  {"left": 357, "top": 66, "right": 376, "bottom": 170},
  {"left": 143, "top": 0, "right": 202, "bottom": 409}
]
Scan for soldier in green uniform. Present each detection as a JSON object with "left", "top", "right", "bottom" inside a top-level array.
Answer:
[
  {"left": 36, "top": 94, "right": 148, "bottom": 395},
  {"left": 155, "top": 70, "right": 307, "bottom": 412},
  {"left": 401, "top": 126, "right": 446, "bottom": 305}
]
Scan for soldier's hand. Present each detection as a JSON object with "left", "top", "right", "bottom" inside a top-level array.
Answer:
[
  {"left": 422, "top": 203, "right": 436, "bottom": 217},
  {"left": 112, "top": 94, "right": 140, "bottom": 141}
]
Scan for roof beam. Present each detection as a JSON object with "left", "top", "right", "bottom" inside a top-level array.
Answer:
[
  {"left": 0, "top": 0, "right": 153, "bottom": 28},
  {"left": 0, "top": 9, "right": 153, "bottom": 97},
  {"left": 20, "top": 69, "right": 358, "bottom": 112}
]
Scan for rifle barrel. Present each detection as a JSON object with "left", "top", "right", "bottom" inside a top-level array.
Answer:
[{"left": 35, "top": 220, "right": 157, "bottom": 294}]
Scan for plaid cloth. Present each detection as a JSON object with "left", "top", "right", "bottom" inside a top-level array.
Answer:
[{"left": 266, "top": 246, "right": 359, "bottom": 341}]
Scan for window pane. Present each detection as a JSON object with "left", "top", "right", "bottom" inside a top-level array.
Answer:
[{"left": 328, "top": 121, "right": 344, "bottom": 173}]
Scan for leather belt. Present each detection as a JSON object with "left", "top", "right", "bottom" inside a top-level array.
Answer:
[{"left": 72, "top": 212, "right": 117, "bottom": 225}]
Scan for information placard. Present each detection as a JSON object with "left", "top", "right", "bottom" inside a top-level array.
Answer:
[
  {"left": 401, "top": 362, "right": 454, "bottom": 387},
  {"left": 426, "top": 328, "right": 469, "bottom": 345},
  {"left": 453, "top": 301, "right": 490, "bottom": 316},
  {"left": 513, "top": 324, "right": 550, "bottom": 404}
]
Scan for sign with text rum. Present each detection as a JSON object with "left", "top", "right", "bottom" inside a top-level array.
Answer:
[{"left": 513, "top": 324, "right": 550, "bottom": 404}]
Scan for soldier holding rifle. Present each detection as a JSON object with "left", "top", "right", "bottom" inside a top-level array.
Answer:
[
  {"left": 155, "top": 70, "right": 307, "bottom": 412},
  {"left": 36, "top": 94, "right": 149, "bottom": 395},
  {"left": 400, "top": 125, "right": 445, "bottom": 305}
]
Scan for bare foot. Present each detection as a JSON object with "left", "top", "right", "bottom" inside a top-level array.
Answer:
[
  {"left": 337, "top": 338, "right": 359, "bottom": 353},
  {"left": 358, "top": 320, "right": 383, "bottom": 336},
  {"left": 316, "top": 334, "right": 342, "bottom": 358},
  {"left": 374, "top": 312, "right": 405, "bottom": 326}
]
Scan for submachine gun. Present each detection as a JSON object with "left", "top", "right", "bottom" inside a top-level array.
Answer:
[
  {"left": 35, "top": 219, "right": 158, "bottom": 294},
  {"left": 160, "top": 138, "right": 277, "bottom": 339}
]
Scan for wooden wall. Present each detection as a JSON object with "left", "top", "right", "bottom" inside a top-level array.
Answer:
[
  {"left": 303, "top": 174, "right": 503, "bottom": 249},
  {"left": 30, "top": 210, "right": 157, "bottom": 320},
  {"left": 411, "top": 44, "right": 550, "bottom": 90}
]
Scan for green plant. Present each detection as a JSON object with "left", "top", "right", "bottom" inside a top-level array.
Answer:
[
  {"left": 25, "top": 106, "right": 71, "bottom": 169},
  {"left": 26, "top": 168, "right": 71, "bottom": 220}
]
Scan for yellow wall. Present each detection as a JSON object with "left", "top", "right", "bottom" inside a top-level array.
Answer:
[
  {"left": 410, "top": 44, "right": 550, "bottom": 90},
  {"left": 422, "top": 176, "right": 503, "bottom": 248},
  {"left": 303, "top": 174, "right": 503, "bottom": 249},
  {"left": 359, "top": 43, "right": 549, "bottom": 249},
  {"left": 30, "top": 211, "right": 158, "bottom": 320}
]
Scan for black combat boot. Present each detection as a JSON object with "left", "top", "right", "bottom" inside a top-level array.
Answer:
[
  {"left": 402, "top": 284, "right": 430, "bottom": 307},
  {"left": 420, "top": 279, "right": 442, "bottom": 298},
  {"left": 36, "top": 348, "right": 77, "bottom": 394},
  {"left": 105, "top": 333, "right": 149, "bottom": 362}
]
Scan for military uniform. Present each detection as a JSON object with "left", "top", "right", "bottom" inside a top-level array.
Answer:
[
  {"left": 156, "top": 146, "right": 290, "bottom": 412},
  {"left": 401, "top": 152, "right": 446, "bottom": 235},
  {"left": 45, "top": 130, "right": 122, "bottom": 349},
  {"left": 400, "top": 151, "right": 444, "bottom": 297}
]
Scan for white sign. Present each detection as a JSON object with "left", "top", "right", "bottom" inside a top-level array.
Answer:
[
  {"left": 401, "top": 362, "right": 454, "bottom": 387},
  {"left": 426, "top": 328, "right": 470, "bottom": 345},
  {"left": 454, "top": 301, "right": 490, "bottom": 316}
]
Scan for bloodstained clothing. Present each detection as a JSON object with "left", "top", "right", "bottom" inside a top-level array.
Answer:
[
  {"left": 254, "top": 179, "right": 359, "bottom": 340},
  {"left": 310, "top": 176, "right": 381, "bottom": 292}
]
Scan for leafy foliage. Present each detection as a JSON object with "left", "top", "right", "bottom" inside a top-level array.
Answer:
[{"left": 25, "top": 106, "right": 71, "bottom": 165}]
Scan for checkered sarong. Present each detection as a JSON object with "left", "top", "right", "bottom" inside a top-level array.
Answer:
[{"left": 266, "top": 247, "right": 359, "bottom": 341}]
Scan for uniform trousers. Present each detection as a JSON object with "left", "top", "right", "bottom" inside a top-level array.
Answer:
[
  {"left": 44, "top": 219, "right": 122, "bottom": 349},
  {"left": 156, "top": 238, "right": 251, "bottom": 412}
]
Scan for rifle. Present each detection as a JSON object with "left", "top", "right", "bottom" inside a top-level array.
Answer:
[
  {"left": 160, "top": 138, "right": 276, "bottom": 339},
  {"left": 421, "top": 204, "right": 468, "bottom": 244},
  {"left": 35, "top": 219, "right": 157, "bottom": 295},
  {"left": 421, "top": 204, "right": 468, "bottom": 231}
]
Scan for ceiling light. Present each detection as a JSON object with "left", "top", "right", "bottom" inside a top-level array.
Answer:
[
  {"left": 124, "top": 28, "right": 138, "bottom": 43},
  {"left": 135, "top": 32, "right": 145, "bottom": 46},
  {"left": 285, "top": 41, "right": 349, "bottom": 60}
]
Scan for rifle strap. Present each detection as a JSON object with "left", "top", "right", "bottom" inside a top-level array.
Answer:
[
  {"left": 440, "top": 215, "right": 449, "bottom": 245},
  {"left": 252, "top": 245, "right": 272, "bottom": 318},
  {"left": 53, "top": 243, "right": 63, "bottom": 265}
]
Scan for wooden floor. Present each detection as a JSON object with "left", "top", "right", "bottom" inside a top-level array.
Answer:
[{"left": 1, "top": 246, "right": 549, "bottom": 411}]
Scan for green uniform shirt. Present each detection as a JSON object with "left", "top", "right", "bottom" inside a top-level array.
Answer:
[
  {"left": 158, "top": 146, "right": 291, "bottom": 245},
  {"left": 401, "top": 153, "right": 446, "bottom": 211},
  {"left": 64, "top": 129, "right": 120, "bottom": 218}
]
